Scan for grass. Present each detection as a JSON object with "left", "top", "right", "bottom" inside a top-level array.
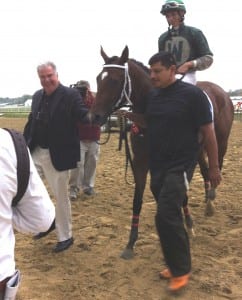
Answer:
[
  {"left": 0, "top": 107, "right": 30, "bottom": 119},
  {"left": 0, "top": 112, "right": 29, "bottom": 118}
]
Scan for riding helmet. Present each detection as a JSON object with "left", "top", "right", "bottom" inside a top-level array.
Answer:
[{"left": 160, "top": 0, "right": 186, "bottom": 15}]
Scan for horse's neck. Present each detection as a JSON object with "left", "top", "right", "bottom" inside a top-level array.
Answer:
[{"left": 130, "top": 70, "right": 151, "bottom": 112}]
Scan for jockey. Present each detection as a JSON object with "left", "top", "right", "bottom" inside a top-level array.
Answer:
[
  {"left": 159, "top": 0, "right": 213, "bottom": 85},
  {"left": 131, "top": 0, "right": 214, "bottom": 136}
]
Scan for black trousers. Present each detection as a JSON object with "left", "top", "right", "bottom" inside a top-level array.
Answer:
[{"left": 150, "top": 165, "right": 195, "bottom": 277}]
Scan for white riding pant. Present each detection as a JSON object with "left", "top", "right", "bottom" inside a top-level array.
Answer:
[
  {"left": 31, "top": 147, "right": 72, "bottom": 242},
  {"left": 177, "top": 71, "right": 197, "bottom": 85},
  {"left": 69, "top": 140, "right": 100, "bottom": 192},
  {"left": 180, "top": 71, "right": 214, "bottom": 119}
]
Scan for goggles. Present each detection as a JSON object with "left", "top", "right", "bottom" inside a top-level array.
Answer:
[{"left": 161, "top": 2, "right": 185, "bottom": 14}]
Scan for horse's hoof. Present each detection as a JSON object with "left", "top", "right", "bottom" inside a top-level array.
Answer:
[
  {"left": 204, "top": 200, "right": 215, "bottom": 217},
  {"left": 120, "top": 248, "right": 134, "bottom": 260}
]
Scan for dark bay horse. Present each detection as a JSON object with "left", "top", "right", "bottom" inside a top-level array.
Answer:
[{"left": 90, "top": 46, "right": 234, "bottom": 259}]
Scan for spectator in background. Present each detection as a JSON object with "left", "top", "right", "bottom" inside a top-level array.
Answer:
[
  {"left": 0, "top": 128, "right": 55, "bottom": 300},
  {"left": 23, "top": 62, "right": 94, "bottom": 253},
  {"left": 69, "top": 80, "right": 100, "bottom": 199}
]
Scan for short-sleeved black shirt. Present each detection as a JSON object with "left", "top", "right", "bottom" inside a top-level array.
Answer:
[{"left": 146, "top": 80, "right": 213, "bottom": 171}]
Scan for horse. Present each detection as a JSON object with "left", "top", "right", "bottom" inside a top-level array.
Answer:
[{"left": 90, "top": 46, "right": 234, "bottom": 259}]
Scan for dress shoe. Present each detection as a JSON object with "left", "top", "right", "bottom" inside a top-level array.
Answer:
[
  {"left": 70, "top": 188, "right": 78, "bottom": 200},
  {"left": 83, "top": 187, "right": 95, "bottom": 196},
  {"left": 53, "top": 237, "right": 74, "bottom": 253},
  {"left": 33, "top": 219, "right": 55, "bottom": 240}
]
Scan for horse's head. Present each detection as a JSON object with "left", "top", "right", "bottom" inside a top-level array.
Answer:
[{"left": 89, "top": 46, "right": 131, "bottom": 125}]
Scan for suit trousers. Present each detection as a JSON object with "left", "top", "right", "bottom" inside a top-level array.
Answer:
[
  {"left": 32, "top": 147, "right": 72, "bottom": 242},
  {"left": 69, "top": 140, "right": 100, "bottom": 193}
]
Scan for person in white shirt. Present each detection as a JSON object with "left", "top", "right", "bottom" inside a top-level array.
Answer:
[{"left": 0, "top": 128, "right": 55, "bottom": 300}]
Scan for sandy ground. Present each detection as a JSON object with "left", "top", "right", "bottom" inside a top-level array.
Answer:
[{"left": 0, "top": 117, "right": 241, "bottom": 300}]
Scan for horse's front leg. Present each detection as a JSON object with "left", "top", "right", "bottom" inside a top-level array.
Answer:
[
  {"left": 120, "top": 134, "right": 149, "bottom": 259},
  {"left": 120, "top": 180, "right": 147, "bottom": 259}
]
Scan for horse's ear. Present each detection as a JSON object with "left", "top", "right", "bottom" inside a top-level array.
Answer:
[
  {"left": 100, "top": 46, "right": 109, "bottom": 63},
  {"left": 119, "top": 46, "right": 129, "bottom": 65}
]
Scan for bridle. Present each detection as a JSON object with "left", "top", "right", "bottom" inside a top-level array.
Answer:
[
  {"left": 102, "top": 62, "right": 133, "bottom": 112},
  {"left": 101, "top": 62, "right": 135, "bottom": 181}
]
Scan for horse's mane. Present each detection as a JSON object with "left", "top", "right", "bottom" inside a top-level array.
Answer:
[
  {"left": 105, "top": 56, "right": 150, "bottom": 74},
  {"left": 130, "top": 59, "right": 150, "bottom": 74}
]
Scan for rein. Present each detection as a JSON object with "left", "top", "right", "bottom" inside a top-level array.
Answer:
[
  {"left": 97, "top": 115, "right": 112, "bottom": 145},
  {"left": 118, "top": 115, "right": 135, "bottom": 185}
]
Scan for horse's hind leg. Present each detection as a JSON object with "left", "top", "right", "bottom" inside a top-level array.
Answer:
[
  {"left": 182, "top": 194, "right": 195, "bottom": 236},
  {"left": 198, "top": 151, "right": 216, "bottom": 216}
]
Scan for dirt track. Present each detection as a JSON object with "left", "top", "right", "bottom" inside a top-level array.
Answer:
[{"left": 0, "top": 118, "right": 242, "bottom": 300}]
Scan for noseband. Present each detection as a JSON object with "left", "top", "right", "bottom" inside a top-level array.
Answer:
[{"left": 102, "top": 63, "right": 133, "bottom": 112}]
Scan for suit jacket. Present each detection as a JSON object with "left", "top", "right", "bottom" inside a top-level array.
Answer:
[{"left": 24, "top": 84, "right": 88, "bottom": 171}]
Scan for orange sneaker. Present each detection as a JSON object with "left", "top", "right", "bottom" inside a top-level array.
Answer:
[
  {"left": 159, "top": 268, "right": 172, "bottom": 280},
  {"left": 167, "top": 273, "right": 190, "bottom": 293}
]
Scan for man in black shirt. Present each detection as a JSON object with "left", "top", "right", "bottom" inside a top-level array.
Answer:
[{"left": 122, "top": 51, "right": 221, "bottom": 293}]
